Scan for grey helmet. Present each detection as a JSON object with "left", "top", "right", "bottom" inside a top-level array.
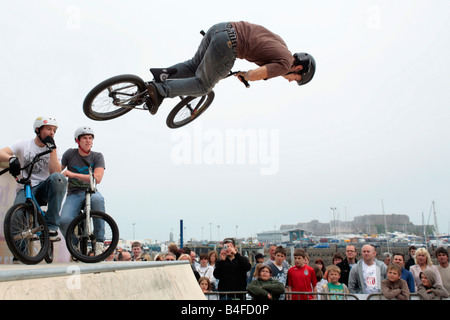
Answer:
[{"left": 74, "top": 126, "right": 95, "bottom": 142}]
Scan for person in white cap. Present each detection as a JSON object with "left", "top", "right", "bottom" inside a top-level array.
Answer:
[{"left": 0, "top": 116, "right": 67, "bottom": 240}]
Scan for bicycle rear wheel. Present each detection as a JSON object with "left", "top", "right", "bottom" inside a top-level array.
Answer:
[
  {"left": 65, "top": 211, "right": 119, "bottom": 263},
  {"left": 83, "top": 74, "right": 147, "bottom": 121},
  {"left": 166, "top": 91, "right": 215, "bottom": 128},
  {"left": 3, "top": 203, "right": 50, "bottom": 265}
]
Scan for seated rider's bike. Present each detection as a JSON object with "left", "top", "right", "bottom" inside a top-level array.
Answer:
[
  {"left": 0, "top": 148, "right": 57, "bottom": 264},
  {"left": 65, "top": 166, "right": 119, "bottom": 263},
  {"left": 83, "top": 31, "right": 249, "bottom": 129}
]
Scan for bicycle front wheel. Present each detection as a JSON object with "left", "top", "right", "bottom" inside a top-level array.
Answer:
[
  {"left": 3, "top": 203, "right": 50, "bottom": 265},
  {"left": 83, "top": 74, "right": 147, "bottom": 121},
  {"left": 166, "top": 91, "right": 215, "bottom": 128},
  {"left": 65, "top": 211, "right": 119, "bottom": 263}
]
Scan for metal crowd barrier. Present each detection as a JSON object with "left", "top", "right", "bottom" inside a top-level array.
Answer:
[
  {"left": 205, "top": 291, "right": 359, "bottom": 300},
  {"left": 366, "top": 293, "right": 450, "bottom": 301},
  {"left": 206, "top": 291, "right": 450, "bottom": 300}
]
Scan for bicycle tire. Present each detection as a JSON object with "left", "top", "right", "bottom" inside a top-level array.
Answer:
[
  {"left": 65, "top": 211, "right": 119, "bottom": 263},
  {"left": 83, "top": 74, "right": 147, "bottom": 121},
  {"left": 44, "top": 242, "right": 54, "bottom": 264},
  {"left": 3, "top": 203, "right": 50, "bottom": 265},
  {"left": 166, "top": 91, "right": 215, "bottom": 128}
]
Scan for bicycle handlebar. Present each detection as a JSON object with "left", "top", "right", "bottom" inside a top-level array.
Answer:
[
  {"left": 19, "top": 148, "right": 54, "bottom": 183},
  {"left": 228, "top": 71, "right": 250, "bottom": 88},
  {"left": 0, "top": 148, "right": 54, "bottom": 181},
  {"left": 22, "top": 149, "right": 53, "bottom": 172}
]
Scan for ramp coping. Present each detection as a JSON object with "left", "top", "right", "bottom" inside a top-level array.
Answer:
[{"left": 0, "top": 261, "right": 190, "bottom": 282}]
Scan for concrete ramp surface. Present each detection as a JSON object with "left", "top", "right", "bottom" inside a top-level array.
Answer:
[{"left": 0, "top": 261, "right": 205, "bottom": 300}]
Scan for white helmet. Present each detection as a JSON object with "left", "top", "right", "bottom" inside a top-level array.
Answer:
[
  {"left": 33, "top": 116, "right": 58, "bottom": 134},
  {"left": 74, "top": 126, "right": 95, "bottom": 142}
]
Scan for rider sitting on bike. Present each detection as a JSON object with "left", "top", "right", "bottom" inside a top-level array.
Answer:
[
  {"left": 0, "top": 116, "right": 67, "bottom": 241},
  {"left": 147, "top": 21, "right": 316, "bottom": 114},
  {"left": 60, "top": 126, "right": 106, "bottom": 253}
]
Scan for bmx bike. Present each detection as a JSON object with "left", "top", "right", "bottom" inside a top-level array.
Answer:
[
  {"left": 83, "top": 69, "right": 249, "bottom": 129},
  {"left": 65, "top": 165, "right": 119, "bottom": 263},
  {"left": 83, "top": 31, "right": 249, "bottom": 129},
  {"left": 1, "top": 148, "right": 57, "bottom": 264}
]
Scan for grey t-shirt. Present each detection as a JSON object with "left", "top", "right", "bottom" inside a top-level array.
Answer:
[{"left": 62, "top": 148, "right": 105, "bottom": 194}]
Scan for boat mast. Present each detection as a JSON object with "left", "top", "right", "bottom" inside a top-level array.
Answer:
[
  {"left": 432, "top": 201, "right": 439, "bottom": 235},
  {"left": 382, "top": 200, "right": 390, "bottom": 253}
]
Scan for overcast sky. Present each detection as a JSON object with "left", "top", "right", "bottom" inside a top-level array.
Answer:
[{"left": 1, "top": 0, "right": 449, "bottom": 243}]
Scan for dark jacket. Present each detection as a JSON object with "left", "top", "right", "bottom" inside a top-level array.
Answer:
[
  {"left": 405, "top": 256, "right": 415, "bottom": 270},
  {"left": 337, "top": 257, "right": 357, "bottom": 287},
  {"left": 213, "top": 252, "right": 251, "bottom": 292}
]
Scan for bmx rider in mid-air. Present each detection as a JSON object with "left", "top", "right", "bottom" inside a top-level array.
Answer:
[{"left": 147, "top": 21, "right": 316, "bottom": 115}]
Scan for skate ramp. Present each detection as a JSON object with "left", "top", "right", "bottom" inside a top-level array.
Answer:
[{"left": 0, "top": 261, "right": 205, "bottom": 300}]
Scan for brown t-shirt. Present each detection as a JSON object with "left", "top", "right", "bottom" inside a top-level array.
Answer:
[{"left": 231, "top": 21, "right": 293, "bottom": 79}]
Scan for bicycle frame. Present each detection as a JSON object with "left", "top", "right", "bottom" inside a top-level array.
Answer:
[
  {"left": 82, "top": 166, "right": 96, "bottom": 238},
  {"left": 4, "top": 149, "right": 53, "bottom": 241},
  {"left": 109, "top": 85, "right": 148, "bottom": 110},
  {"left": 18, "top": 183, "right": 45, "bottom": 240}
]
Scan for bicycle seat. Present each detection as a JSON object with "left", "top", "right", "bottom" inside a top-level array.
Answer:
[{"left": 150, "top": 68, "right": 177, "bottom": 83}]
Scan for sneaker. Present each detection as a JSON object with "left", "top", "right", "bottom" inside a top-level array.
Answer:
[
  {"left": 49, "top": 230, "right": 59, "bottom": 241},
  {"left": 95, "top": 242, "right": 105, "bottom": 256},
  {"left": 150, "top": 68, "right": 177, "bottom": 83},
  {"left": 146, "top": 82, "right": 164, "bottom": 115}
]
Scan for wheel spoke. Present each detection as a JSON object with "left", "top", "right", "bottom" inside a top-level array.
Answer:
[
  {"left": 169, "top": 94, "right": 212, "bottom": 128},
  {"left": 91, "top": 82, "right": 141, "bottom": 113},
  {"left": 66, "top": 212, "right": 118, "bottom": 263},
  {"left": 4, "top": 204, "right": 49, "bottom": 264},
  {"left": 83, "top": 75, "right": 146, "bottom": 121}
]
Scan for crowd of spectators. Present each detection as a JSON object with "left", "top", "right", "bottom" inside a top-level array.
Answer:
[{"left": 107, "top": 240, "right": 450, "bottom": 300}]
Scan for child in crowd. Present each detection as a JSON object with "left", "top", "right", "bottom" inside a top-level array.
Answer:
[
  {"left": 381, "top": 263, "right": 410, "bottom": 300},
  {"left": 196, "top": 253, "right": 216, "bottom": 289},
  {"left": 247, "top": 253, "right": 265, "bottom": 284},
  {"left": 247, "top": 264, "right": 285, "bottom": 300},
  {"left": 267, "top": 246, "right": 289, "bottom": 284},
  {"left": 266, "top": 246, "right": 289, "bottom": 300},
  {"left": 314, "top": 259, "right": 326, "bottom": 277},
  {"left": 417, "top": 269, "right": 449, "bottom": 300},
  {"left": 287, "top": 249, "right": 317, "bottom": 300},
  {"left": 332, "top": 253, "right": 344, "bottom": 265},
  {"left": 313, "top": 264, "right": 327, "bottom": 294},
  {"left": 198, "top": 276, "right": 217, "bottom": 300},
  {"left": 321, "top": 265, "right": 349, "bottom": 300}
]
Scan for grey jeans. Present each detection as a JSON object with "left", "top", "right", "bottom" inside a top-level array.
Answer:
[{"left": 154, "top": 22, "right": 237, "bottom": 98}]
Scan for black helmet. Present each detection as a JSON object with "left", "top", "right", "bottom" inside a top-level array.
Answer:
[{"left": 293, "top": 52, "right": 316, "bottom": 86}]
